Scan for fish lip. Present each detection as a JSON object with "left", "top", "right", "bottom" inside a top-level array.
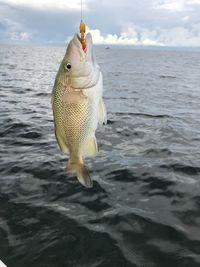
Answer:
[
  {"left": 73, "top": 33, "right": 85, "bottom": 48},
  {"left": 75, "top": 33, "right": 82, "bottom": 44}
]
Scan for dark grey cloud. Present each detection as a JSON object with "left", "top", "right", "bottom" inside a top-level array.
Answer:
[{"left": 0, "top": 2, "right": 81, "bottom": 42}]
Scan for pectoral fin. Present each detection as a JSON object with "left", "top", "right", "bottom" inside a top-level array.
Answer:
[
  {"left": 55, "top": 126, "right": 69, "bottom": 154},
  {"left": 83, "top": 136, "right": 98, "bottom": 157},
  {"left": 98, "top": 98, "right": 107, "bottom": 126}
]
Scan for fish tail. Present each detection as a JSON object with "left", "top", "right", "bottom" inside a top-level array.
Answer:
[{"left": 67, "top": 160, "right": 93, "bottom": 188}]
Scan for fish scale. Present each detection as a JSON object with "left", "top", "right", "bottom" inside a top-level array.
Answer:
[
  {"left": 63, "top": 98, "right": 93, "bottom": 153},
  {"left": 52, "top": 33, "right": 106, "bottom": 188}
]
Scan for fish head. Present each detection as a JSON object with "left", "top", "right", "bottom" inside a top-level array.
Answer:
[{"left": 61, "top": 33, "right": 100, "bottom": 89}]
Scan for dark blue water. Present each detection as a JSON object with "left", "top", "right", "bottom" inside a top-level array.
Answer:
[{"left": 1, "top": 44, "right": 200, "bottom": 267}]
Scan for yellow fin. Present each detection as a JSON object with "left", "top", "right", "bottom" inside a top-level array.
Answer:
[
  {"left": 55, "top": 126, "right": 69, "bottom": 154},
  {"left": 98, "top": 98, "right": 107, "bottom": 126},
  {"left": 83, "top": 136, "right": 98, "bottom": 157},
  {"left": 67, "top": 160, "right": 93, "bottom": 188}
]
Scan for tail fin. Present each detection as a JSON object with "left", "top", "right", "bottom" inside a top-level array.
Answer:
[{"left": 67, "top": 160, "right": 93, "bottom": 188}]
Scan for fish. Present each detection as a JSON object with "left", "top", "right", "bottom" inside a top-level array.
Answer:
[{"left": 51, "top": 33, "right": 107, "bottom": 188}]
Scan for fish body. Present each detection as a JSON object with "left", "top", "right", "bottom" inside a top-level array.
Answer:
[{"left": 52, "top": 33, "right": 106, "bottom": 188}]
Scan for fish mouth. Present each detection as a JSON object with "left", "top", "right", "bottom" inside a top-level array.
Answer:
[
  {"left": 72, "top": 33, "right": 85, "bottom": 49},
  {"left": 73, "top": 33, "right": 93, "bottom": 57}
]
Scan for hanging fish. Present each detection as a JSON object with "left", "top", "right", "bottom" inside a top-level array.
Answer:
[{"left": 51, "top": 33, "right": 107, "bottom": 188}]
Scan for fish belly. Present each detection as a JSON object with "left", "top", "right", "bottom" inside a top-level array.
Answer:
[
  {"left": 62, "top": 97, "right": 97, "bottom": 157},
  {"left": 53, "top": 85, "right": 98, "bottom": 159}
]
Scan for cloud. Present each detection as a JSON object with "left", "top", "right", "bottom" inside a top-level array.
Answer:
[
  {"left": 88, "top": 27, "right": 164, "bottom": 46},
  {"left": 154, "top": 0, "right": 200, "bottom": 12},
  {"left": 187, "top": 0, "right": 200, "bottom": 5},
  {"left": 0, "top": 0, "right": 86, "bottom": 10},
  {"left": 0, "top": 0, "right": 200, "bottom": 46},
  {"left": 20, "top": 31, "right": 30, "bottom": 40},
  {"left": 156, "top": 25, "right": 200, "bottom": 46},
  {"left": 0, "top": 17, "right": 31, "bottom": 41},
  {"left": 88, "top": 23, "right": 200, "bottom": 47},
  {"left": 88, "top": 29, "right": 138, "bottom": 45},
  {"left": 154, "top": 1, "right": 186, "bottom": 12},
  {"left": 182, "top": 15, "right": 190, "bottom": 21}
]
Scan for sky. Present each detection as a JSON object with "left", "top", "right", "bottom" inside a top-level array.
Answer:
[{"left": 0, "top": 0, "right": 200, "bottom": 46}]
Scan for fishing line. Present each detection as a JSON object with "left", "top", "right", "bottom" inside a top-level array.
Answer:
[
  {"left": 79, "top": 0, "right": 86, "bottom": 50},
  {"left": 81, "top": 0, "right": 83, "bottom": 20}
]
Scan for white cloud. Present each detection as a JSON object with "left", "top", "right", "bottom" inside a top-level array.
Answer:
[
  {"left": 187, "top": 0, "right": 200, "bottom": 5},
  {"left": 89, "top": 29, "right": 138, "bottom": 45},
  {"left": 20, "top": 31, "right": 30, "bottom": 40},
  {"left": 1, "top": 18, "right": 31, "bottom": 41},
  {"left": 154, "top": 0, "right": 200, "bottom": 12},
  {"left": 155, "top": 1, "right": 186, "bottom": 12},
  {"left": 85, "top": 24, "right": 200, "bottom": 47},
  {"left": 87, "top": 27, "right": 164, "bottom": 46},
  {"left": 182, "top": 15, "right": 190, "bottom": 21},
  {"left": 145, "top": 24, "right": 200, "bottom": 47},
  {"left": 0, "top": 0, "right": 86, "bottom": 10}
]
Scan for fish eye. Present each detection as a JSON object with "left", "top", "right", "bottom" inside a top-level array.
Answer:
[{"left": 64, "top": 63, "right": 71, "bottom": 71}]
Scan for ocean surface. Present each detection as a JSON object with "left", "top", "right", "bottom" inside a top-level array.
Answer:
[{"left": 0, "top": 44, "right": 200, "bottom": 267}]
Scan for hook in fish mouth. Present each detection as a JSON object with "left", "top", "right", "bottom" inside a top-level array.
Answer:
[{"left": 74, "top": 33, "right": 93, "bottom": 51}]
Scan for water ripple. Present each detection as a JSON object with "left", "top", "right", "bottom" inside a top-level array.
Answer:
[{"left": 1, "top": 45, "right": 200, "bottom": 267}]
